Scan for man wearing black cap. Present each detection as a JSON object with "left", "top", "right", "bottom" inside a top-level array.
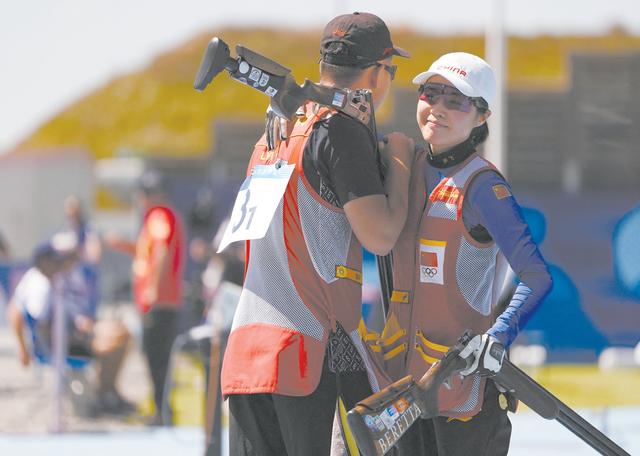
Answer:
[{"left": 221, "top": 12, "right": 414, "bottom": 455}]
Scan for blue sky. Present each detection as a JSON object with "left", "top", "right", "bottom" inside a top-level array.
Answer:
[{"left": 1, "top": 0, "right": 639, "bottom": 153}]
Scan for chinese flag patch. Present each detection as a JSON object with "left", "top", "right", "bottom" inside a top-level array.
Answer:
[
  {"left": 492, "top": 184, "right": 512, "bottom": 200},
  {"left": 430, "top": 184, "right": 460, "bottom": 205},
  {"left": 421, "top": 251, "right": 438, "bottom": 267}
]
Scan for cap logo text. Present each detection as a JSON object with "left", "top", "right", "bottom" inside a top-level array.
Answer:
[{"left": 438, "top": 65, "right": 467, "bottom": 77}]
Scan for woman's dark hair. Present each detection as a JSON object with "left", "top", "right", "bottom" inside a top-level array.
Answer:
[
  {"left": 469, "top": 99, "right": 489, "bottom": 147},
  {"left": 469, "top": 122, "right": 489, "bottom": 148}
]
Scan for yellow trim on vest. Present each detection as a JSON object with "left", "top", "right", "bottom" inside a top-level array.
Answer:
[
  {"left": 415, "top": 344, "right": 439, "bottom": 365},
  {"left": 338, "top": 397, "right": 359, "bottom": 455},
  {"left": 362, "top": 332, "right": 379, "bottom": 342},
  {"left": 335, "top": 265, "right": 363, "bottom": 284},
  {"left": 420, "top": 239, "right": 447, "bottom": 247},
  {"left": 358, "top": 319, "right": 379, "bottom": 342},
  {"left": 416, "top": 330, "right": 449, "bottom": 353},
  {"left": 358, "top": 319, "right": 382, "bottom": 353},
  {"left": 447, "top": 416, "right": 473, "bottom": 423},
  {"left": 383, "top": 343, "right": 407, "bottom": 361},
  {"left": 390, "top": 290, "right": 409, "bottom": 303},
  {"left": 378, "top": 329, "right": 407, "bottom": 347}
]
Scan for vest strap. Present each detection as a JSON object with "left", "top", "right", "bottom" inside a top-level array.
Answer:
[
  {"left": 383, "top": 343, "right": 407, "bottom": 361},
  {"left": 390, "top": 290, "right": 410, "bottom": 303},
  {"left": 416, "top": 330, "right": 449, "bottom": 353},
  {"left": 335, "top": 265, "right": 362, "bottom": 284},
  {"left": 415, "top": 344, "right": 439, "bottom": 365},
  {"left": 378, "top": 328, "right": 406, "bottom": 347}
]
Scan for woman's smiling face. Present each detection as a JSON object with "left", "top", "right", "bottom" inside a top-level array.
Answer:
[{"left": 416, "top": 74, "right": 490, "bottom": 155}]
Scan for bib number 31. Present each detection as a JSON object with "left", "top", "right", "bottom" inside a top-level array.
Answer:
[{"left": 217, "top": 162, "right": 294, "bottom": 252}]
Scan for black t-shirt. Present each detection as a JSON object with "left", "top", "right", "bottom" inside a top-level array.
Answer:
[
  {"left": 300, "top": 112, "right": 381, "bottom": 373},
  {"left": 302, "top": 113, "right": 385, "bottom": 207}
]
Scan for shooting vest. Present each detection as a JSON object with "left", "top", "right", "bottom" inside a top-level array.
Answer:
[
  {"left": 133, "top": 205, "right": 184, "bottom": 313},
  {"left": 221, "top": 104, "right": 388, "bottom": 397},
  {"left": 384, "top": 152, "right": 509, "bottom": 419}
]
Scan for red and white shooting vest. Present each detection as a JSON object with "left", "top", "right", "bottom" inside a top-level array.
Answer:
[{"left": 221, "top": 105, "right": 387, "bottom": 397}]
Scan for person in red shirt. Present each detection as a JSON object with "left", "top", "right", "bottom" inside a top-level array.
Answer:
[{"left": 106, "top": 170, "right": 185, "bottom": 425}]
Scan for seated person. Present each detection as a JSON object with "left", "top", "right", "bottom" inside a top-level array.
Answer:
[{"left": 7, "top": 236, "right": 135, "bottom": 415}]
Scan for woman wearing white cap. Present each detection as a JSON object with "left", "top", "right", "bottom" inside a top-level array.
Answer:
[{"left": 381, "top": 53, "right": 553, "bottom": 454}]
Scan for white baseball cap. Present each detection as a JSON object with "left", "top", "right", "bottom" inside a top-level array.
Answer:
[{"left": 412, "top": 52, "right": 496, "bottom": 109}]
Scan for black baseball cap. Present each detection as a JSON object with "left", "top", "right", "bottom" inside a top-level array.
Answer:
[{"left": 320, "top": 12, "right": 410, "bottom": 67}]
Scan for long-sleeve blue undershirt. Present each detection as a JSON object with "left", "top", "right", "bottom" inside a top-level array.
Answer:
[{"left": 427, "top": 167, "right": 553, "bottom": 347}]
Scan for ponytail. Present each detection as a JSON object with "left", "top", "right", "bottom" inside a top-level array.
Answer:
[{"left": 469, "top": 122, "right": 489, "bottom": 148}]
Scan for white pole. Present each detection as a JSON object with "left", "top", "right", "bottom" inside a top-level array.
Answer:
[
  {"left": 52, "top": 279, "right": 67, "bottom": 433},
  {"left": 485, "top": 0, "right": 507, "bottom": 175},
  {"left": 486, "top": 1, "right": 516, "bottom": 300}
]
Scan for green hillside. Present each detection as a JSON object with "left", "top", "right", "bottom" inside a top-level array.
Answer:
[{"left": 17, "top": 27, "right": 640, "bottom": 159}]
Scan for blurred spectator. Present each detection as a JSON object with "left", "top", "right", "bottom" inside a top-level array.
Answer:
[
  {"left": 185, "top": 187, "right": 219, "bottom": 330},
  {"left": 188, "top": 188, "right": 218, "bottom": 243},
  {"left": 202, "top": 217, "right": 244, "bottom": 310},
  {"left": 216, "top": 241, "right": 244, "bottom": 288},
  {"left": 105, "top": 170, "right": 186, "bottom": 425},
  {"left": 62, "top": 195, "right": 102, "bottom": 313},
  {"left": 6, "top": 235, "right": 133, "bottom": 416},
  {"left": 63, "top": 195, "right": 102, "bottom": 265}
]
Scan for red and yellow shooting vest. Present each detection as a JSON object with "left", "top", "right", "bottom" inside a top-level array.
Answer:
[
  {"left": 383, "top": 152, "right": 509, "bottom": 419},
  {"left": 221, "top": 104, "right": 388, "bottom": 397}
]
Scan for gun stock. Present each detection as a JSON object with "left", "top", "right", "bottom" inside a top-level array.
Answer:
[
  {"left": 347, "top": 333, "right": 472, "bottom": 456},
  {"left": 347, "top": 375, "right": 422, "bottom": 456},
  {"left": 194, "top": 37, "right": 375, "bottom": 123},
  {"left": 193, "top": 38, "right": 237, "bottom": 91}
]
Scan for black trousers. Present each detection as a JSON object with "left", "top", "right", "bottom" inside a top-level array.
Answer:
[
  {"left": 396, "top": 380, "right": 512, "bottom": 456},
  {"left": 142, "top": 306, "right": 179, "bottom": 416},
  {"left": 228, "top": 354, "right": 372, "bottom": 456}
]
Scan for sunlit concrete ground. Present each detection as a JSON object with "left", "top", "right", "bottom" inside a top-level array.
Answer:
[{"left": 1, "top": 408, "right": 638, "bottom": 455}]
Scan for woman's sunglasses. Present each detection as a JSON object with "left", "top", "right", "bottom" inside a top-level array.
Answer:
[{"left": 418, "top": 83, "right": 487, "bottom": 112}]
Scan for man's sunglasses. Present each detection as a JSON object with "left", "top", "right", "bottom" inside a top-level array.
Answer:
[
  {"left": 418, "top": 83, "right": 487, "bottom": 112},
  {"left": 370, "top": 62, "right": 397, "bottom": 81}
]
